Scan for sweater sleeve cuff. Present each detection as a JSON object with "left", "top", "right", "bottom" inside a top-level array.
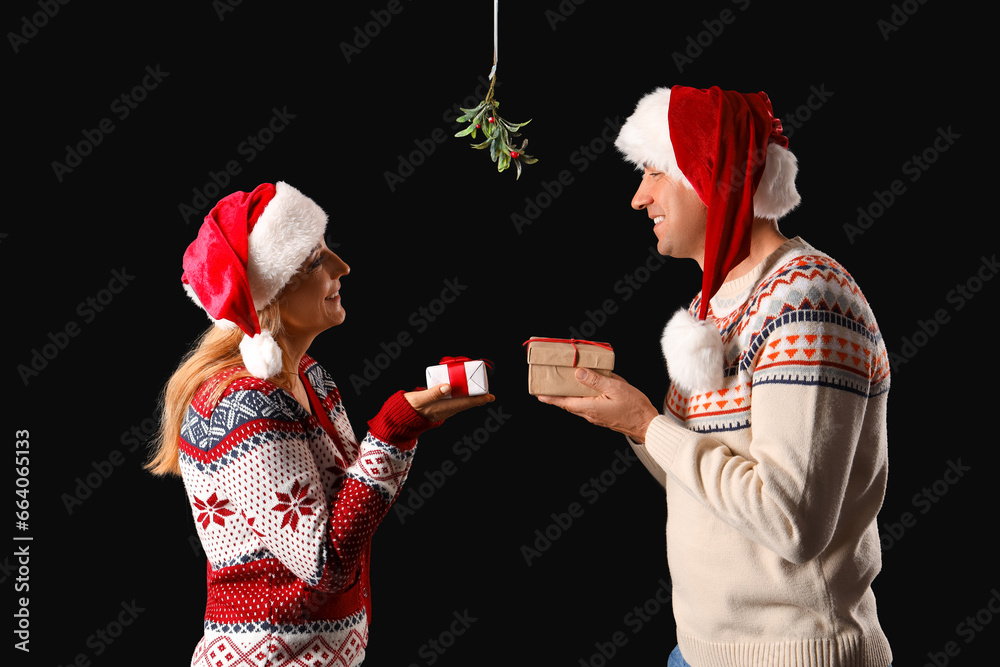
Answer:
[
  {"left": 367, "top": 390, "right": 441, "bottom": 450},
  {"left": 641, "top": 415, "right": 689, "bottom": 472}
]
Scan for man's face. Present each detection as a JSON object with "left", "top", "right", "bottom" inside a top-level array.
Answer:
[{"left": 631, "top": 165, "right": 708, "bottom": 266}]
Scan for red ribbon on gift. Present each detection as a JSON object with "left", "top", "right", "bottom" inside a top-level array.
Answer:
[
  {"left": 521, "top": 338, "right": 613, "bottom": 368},
  {"left": 438, "top": 357, "right": 492, "bottom": 398}
]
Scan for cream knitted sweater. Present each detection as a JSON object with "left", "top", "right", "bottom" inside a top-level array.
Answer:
[{"left": 633, "top": 238, "right": 893, "bottom": 666}]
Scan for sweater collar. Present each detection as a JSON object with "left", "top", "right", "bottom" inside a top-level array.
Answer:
[{"left": 710, "top": 237, "right": 810, "bottom": 318}]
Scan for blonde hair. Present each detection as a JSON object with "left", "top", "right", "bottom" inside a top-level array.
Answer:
[{"left": 145, "top": 303, "right": 296, "bottom": 476}]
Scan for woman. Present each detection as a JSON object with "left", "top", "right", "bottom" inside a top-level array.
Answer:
[{"left": 146, "top": 181, "right": 492, "bottom": 667}]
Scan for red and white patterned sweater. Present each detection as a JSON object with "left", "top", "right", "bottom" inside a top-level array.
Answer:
[{"left": 179, "top": 354, "right": 433, "bottom": 667}]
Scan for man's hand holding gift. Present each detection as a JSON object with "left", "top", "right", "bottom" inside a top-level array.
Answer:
[{"left": 536, "top": 369, "right": 659, "bottom": 443}]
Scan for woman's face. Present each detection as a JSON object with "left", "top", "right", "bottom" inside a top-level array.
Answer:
[{"left": 277, "top": 238, "right": 350, "bottom": 341}]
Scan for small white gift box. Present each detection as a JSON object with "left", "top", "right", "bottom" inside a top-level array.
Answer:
[{"left": 425, "top": 357, "right": 490, "bottom": 398}]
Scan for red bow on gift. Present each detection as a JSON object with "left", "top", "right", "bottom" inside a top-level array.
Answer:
[
  {"left": 522, "top": 338, "right": 614, "bottom": 368},
  {"left": 437, "top": 357, "right": 492, "bottom": 397}
]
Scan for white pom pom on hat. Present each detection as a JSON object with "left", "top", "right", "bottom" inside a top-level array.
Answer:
[
  {"left": 660, "top": 309, "right": 725, "bottom": 393},
  {"left": 239, "top": 330, "right": 284, "bottom": 380},
  {"left": 181, "top": 181, "right": 328, "bottom": 379},
  {"left": 616, "top": 86, "right": 800, "bottom": 392}
]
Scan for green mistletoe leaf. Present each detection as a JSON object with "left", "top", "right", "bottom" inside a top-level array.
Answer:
[
  {"left": 454, "top": 79, "right": 536, "bottom": 179},
  {"left": 456, "top": 102, "right": 487, "bottom": 123}
]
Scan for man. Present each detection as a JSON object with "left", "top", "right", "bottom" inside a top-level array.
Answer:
[{"left": 538, "top": 86, "right": 893, "bottom": 666}]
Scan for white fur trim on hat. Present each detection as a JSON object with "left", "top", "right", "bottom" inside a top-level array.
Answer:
[
  {"left": 239, "top": 330, "right": 284, "bottom": 379},
  {"left": 615, "top": 86, "right": 801, "bottom": 221},
  {"left": 661, "top": 308, "right": 724, "bottom": 393},
  {"left": 247, "top": 181, "right": 328, "bottom": 311},
  {"left": 615, "top": 88, "right": 687, "bottom": 182},
  {"left": 753, "top": 143, "right": 801, "bottom": 220}
]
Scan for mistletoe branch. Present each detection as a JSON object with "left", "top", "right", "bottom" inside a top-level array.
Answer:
[{"left": 454, "top": 78, "right": 537, "bottom": 179}]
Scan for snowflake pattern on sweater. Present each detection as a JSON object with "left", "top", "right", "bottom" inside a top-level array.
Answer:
[{"left": 179, "top": 355, "right": 421, "bottom": 667}]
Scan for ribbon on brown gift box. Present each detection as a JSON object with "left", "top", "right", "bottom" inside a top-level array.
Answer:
[{"left": 522, "top": 337, "right": 615, "bottom": 396}]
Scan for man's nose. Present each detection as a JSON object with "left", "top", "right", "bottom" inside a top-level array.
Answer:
[{"left": 631, "top": 183, "right": 651, "bottom": 210}]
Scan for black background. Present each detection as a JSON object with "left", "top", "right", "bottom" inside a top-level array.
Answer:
[{"left": 6, "top": 1, "right": 995, "bottom": 665}]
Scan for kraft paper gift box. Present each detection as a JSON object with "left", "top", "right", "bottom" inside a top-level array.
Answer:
[
  {"left": 524, "top": 337, "right": 615, "bottom": 396},
  {"left": 425, "top": 357, "right": 490, "bottom": 399}
]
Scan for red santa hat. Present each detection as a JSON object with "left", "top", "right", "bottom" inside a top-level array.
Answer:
[
  {"left": 181, "top": 181, "right": 328, "bottom": 379},
  {"left": 615, "top": 85, "right": 800, "bottom": 392}
]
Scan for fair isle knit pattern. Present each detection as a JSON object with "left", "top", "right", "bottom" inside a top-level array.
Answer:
[
  {"left": 179, "top": 355, "right": 422, "bottom": 667},
  {"left": 665, "top": 242, "right": 890, "bottom": 434},
  {"left": 637, "top": 237, "right": 893, "bottom": 666}
]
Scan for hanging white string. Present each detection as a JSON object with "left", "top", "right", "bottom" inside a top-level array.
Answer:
[{"left": 488, "top": 0, "right": 498, "bottom": 80}]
